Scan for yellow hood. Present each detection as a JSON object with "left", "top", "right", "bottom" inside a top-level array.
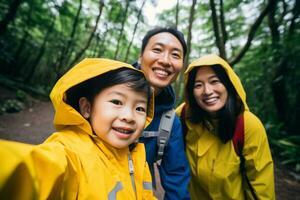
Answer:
[
  {"left": 50, "top": 58, "right": 154, "bottom": 134},
  {"left": 184, "top": 54, "right": 249, "bottom": 111}
]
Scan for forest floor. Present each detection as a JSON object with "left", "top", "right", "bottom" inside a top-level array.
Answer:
[{"left": 0, "top": 85, "right": 299, "bottom": 200}]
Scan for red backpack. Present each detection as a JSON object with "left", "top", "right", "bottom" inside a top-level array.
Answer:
[{"left": 180, "top": 105, "right": 258, "bottom": 199}]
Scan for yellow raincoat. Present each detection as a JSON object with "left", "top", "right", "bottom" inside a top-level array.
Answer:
[
  {"left": 0, "top": 58, "right": 156, "bottom": 200},
  {"left": 176, "top": 54, "right": 275, "bottom": 200}
]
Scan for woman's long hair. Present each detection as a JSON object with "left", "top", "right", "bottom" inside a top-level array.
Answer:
[{"left": 186, "top": 64, "right": 244, "bottom": 143}]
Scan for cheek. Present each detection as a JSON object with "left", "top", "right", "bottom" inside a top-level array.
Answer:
[
  {"left": 173, "top": 61, "right": 183, "bottom": 73},
  {"left": 137, "top": 115, "right": 147, "bottom": 129},
  {"left": 193, "top": 89, "right": 202, "bottom": 100}
]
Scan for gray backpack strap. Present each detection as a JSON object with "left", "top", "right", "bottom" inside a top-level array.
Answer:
[
  {"left": 142, "top": 131, "right": 159, "bottom": 137},
  {"left": 156, "top": 109, "right": 176, "bottom": 161}
]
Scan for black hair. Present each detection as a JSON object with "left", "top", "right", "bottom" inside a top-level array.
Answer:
[
  {"left": 66, "top": 68, "right": 151, "bottom": 114},
  {"left": 141, "top": 26, "right": 187, "bottom": 59},
  {"left": 186, "top": 65, "right": 244, "bottom": 143}
]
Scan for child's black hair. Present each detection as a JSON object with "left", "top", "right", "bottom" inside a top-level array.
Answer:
[
  {"left": 66, "top": 67, "right": 151, "bottom": 113},
  {"left": 186, "top": 65, "right": 244, "bottom": 143}
]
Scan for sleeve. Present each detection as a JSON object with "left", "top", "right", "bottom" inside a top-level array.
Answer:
[
  {"left": 158, "top": 116, "right": 191, "bottom": 200},
  {"left": 243, "top": 112, "right": 275, "bottom": 200},
  {"left": 0, "top": 139, "right": 79, "bottom": 199}
]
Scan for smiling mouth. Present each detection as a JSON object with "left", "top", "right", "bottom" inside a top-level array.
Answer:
[
  {"left": 153, "top": 68, "right": 170, "bottom": 78},
  {"left": 203, "top": 97, "right": 218, "bottom": 104},
  {"left": 113, "top": 127, "right": 134, "bottom": 135}
]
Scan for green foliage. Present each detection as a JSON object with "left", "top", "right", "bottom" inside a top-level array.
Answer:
[
  {"left": 0, "top": 99, "right": 24, "bottom": 114},
  {"left": 266, "top": 121, "right": 300, "bottom": 175}
]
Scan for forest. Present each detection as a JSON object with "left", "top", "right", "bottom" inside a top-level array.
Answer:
[{"left": 0, "top": 0, "right": 299, "bottom": 178}]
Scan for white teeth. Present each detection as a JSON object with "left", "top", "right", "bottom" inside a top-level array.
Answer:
[
  {"left": 204, "top": 98, "right": 217, "bottom": 103},
  {"left": 114, "top": 128, "right": 132, "bottom": 134},
  {"left": 154, "top": 69, "right": 168, "bottom": 77}
]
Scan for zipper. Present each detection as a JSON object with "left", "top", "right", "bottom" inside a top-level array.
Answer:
[{"left": 128, "top": 153, "right": 137, "bottom": 198}]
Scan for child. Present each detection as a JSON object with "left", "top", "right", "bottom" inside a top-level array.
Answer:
[{"left": 0, "top": 58, "right": 156, "bottom": 199}]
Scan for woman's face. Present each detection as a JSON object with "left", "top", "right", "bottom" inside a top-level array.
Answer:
[
  {"left": 139, "top": 32, "right": 184, "bottom": 93},
  {"left": 193, "top": 66, "right": 228, "bottom": 116}
]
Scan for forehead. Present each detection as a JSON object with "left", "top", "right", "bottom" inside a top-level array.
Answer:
[
  {"left": 101, "top": 84, "right": 147, "bottom": 98},
  {"left": 146, "top": 32, "right": 183, "bottom": 51},
  {"left": 195, "top": 66, "right": 216, "bottom": 78}
]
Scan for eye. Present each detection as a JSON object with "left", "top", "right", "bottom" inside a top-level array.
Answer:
[
  {"left": 136, "top": 106, "right": 146, "bottom": 113},
  {"left": 194, "top": 82, "right": 203, "bottom": 88},
  {"left": 110, "top": 99, "right": 122, "bottom": 105},
  {"left": 152, "top": 48, "right": 162, "bottom": 53},
  {"left": 211, "top": 78, "right": 221, "bottom": 84},
  {"left": 172, "top": 52, "right": 181, "bottom": 59}
]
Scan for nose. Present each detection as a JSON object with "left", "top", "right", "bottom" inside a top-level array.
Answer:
[
  {"left": 203, "top": 84, "right": 213, "bottom": 95},
  {"left": 120, "top": 106, "right": 134, "bottom": 123},
  {"left": 158, "top": 52, "right": 171, "bottom": 67}
]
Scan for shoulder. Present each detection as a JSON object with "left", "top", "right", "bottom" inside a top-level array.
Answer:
[
  {"left": 243, "top": 111, "right": 265, "bottom": 133},
  {"left": 243, "top": 111, "right": 268, "bottom": 146},
  {"left": 45, "top": 130, "right": 93, "bottom": 152}
]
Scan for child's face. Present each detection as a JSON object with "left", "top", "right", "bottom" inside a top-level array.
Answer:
[{"left": 82, "top": 84, "right": 148, "bottom": 149}]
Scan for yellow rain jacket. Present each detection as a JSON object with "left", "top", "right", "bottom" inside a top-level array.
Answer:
[
  {"left": 176, "top": 54, "right": 275, "bottom": 200},
  {"left": 0, "top": 58, "right": 156, "bottom": 200}
]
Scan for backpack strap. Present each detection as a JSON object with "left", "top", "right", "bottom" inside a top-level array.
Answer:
[
  {"left": 142, "top": 109, "right": 176, "bottom": 161},
  {"left": 232, "top": 115, "right": 258, "bottom": 200},
  {"left": 232, "top": 115, "right": 244, "bottom": 157},
  {"left": 156, "top": 109, "right": 176, "bottom": 161}
]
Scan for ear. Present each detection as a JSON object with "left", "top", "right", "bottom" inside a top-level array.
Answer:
[{"left": 79, "top": 97, "right": 91, "bottom": 119}]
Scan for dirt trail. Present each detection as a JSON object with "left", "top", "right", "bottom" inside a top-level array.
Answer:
[{"left": 0, "top": 86, "right": 299, "bottom": 199}]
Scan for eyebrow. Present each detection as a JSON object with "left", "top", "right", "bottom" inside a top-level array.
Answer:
[
  {"left": 108, "top": 91, "right": 148, "bottom": 104},
  {"left": 152, "top": 42, "right": 183, "bottom": 53},
  {"left": 195, "top": 74, "right": 218, "bottom": 82}
]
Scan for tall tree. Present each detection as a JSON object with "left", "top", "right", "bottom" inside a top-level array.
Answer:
[
  {"left": 0, "top": 0, "right": 23, "bottom": 36},
  {"left": 175, "top": 0, "right": 180, "bottom": 29},
  {"left": 24, "top": 14, "right": 56, "bottom": 83},
  {"left": 114, "top": 0, "right": 130, "bottom": 60},
  {"left": 68, "top": 0, "right": 104, "bottom": 69},
  {"left": 124, "top": 0, "right": 146, "bottom": 62},
  {"left": 184, "top": 0, "right": 197, "bottom": 68},
  {"left": 209, "top": 0, "right": 226, "bottom": 59},
  {"left": 53, "top": 0, "right": 83, "bottom": 76},
  {"left": 229, "top": 0, "right": 275, "bottom": 65},
  {"left": 269, "top": 0, "right": 300, "bottom": 133}
]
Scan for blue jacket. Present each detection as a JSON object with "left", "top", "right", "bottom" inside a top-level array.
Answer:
[{"left": 139, "top": 85, "right": 191, "bottom": 200}]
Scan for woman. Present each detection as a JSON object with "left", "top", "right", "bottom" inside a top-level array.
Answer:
[
  {"left": 176, "top": 54, "right": 275, "bottom": 199},
  {"left": 134, "top": 27, "right": 191, "bottom": 200}
]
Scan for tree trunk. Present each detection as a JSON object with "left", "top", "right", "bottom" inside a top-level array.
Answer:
[
  {"left": 183, "top": 0, "right": 197, "bottom": 68},
  {"left": 23, "top": 15, "right": 56, "bottom": 83},
  {"left": 229, "top": 0, "right": 275, "bottom": 66},
  {"left": 124, "top": 0, "right": 146, "bottom": 62},
  {"left": 177, "top": 0, "right": 196, "bottom": 104},
  {"left": 173, "top": 0, "right": 181, "bottom": 100},
  {"left": 11, "top": 0, "right": 34, "bottom": 76},
  {"left": 0, "top": 0, "right": 23, "bottom": 36},
  {"left": 67, "top": 0, "right": 104, "bottom": 69},
  {"left": 209, "top": 0, "right": 226, "bottom": 59},
  {"left": 55, "top": 0, "right": 83, "bottom": 73},
  {"left": 175, "top": 0, "right": 180, "bottom": 29},
  {"left": 114, "top": 0, "right": 130, "bottom": 60}
]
